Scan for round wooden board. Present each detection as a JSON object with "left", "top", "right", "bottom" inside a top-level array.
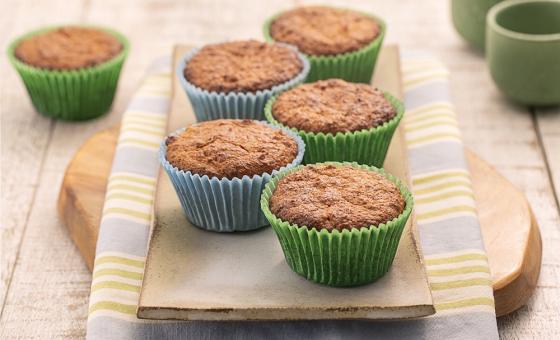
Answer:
[{"left": 57, "top": 125, "right": 542, "bottom": 317}]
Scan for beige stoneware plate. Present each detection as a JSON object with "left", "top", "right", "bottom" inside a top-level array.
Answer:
[{"left": 137, "top": 44, "right": 435, "bottom": 321}]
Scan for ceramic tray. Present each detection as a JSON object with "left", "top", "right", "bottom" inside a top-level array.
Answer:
[{"left": 137, "top": 44, "right": 435, "bottom": 321}]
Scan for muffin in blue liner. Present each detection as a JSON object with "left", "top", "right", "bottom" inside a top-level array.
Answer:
[
  {"left": 176, "top": 41, "right": 310, "bottom": 122},
  {"left": 159, "top": 121, "right": 306, "bottom": 232}
]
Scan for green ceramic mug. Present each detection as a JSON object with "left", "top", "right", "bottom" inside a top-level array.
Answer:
[
  {"left": 486, "top": 0, "right": 560, "bottom": 105},
  {"left": 451, "top": 0, "right": 504, "bottom": 50}
]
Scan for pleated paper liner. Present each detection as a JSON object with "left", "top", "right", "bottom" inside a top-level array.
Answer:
[
  {"left": 263, "top": 9, "right": 386, "bottom": 83},
  {"left": 261, "top": 162, "right": 414, "bottom": 287},
  {"left": 159, "top": 122, "right": 305, "bottom": 232},
  {"left": 264, "top": 92, "right": 404, "bottom": 167},
  {"left": 7, "top": 25, "right": 129, "bottom": 121},
  {"left": 176, "top": 44, "right": 310, "bottom": 122}
]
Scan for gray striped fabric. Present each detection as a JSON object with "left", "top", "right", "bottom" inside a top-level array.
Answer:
[{"left": 86, "top": 53, "right": 498, "bottom": 339}]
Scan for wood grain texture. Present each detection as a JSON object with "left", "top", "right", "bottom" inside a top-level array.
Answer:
[
  {"left": 57, "top": 126, "right": 119, "bottom": 271},
  {"left": 2, "top": 0, "right": 559, "bottom": 338},
  {"left": 466, "top": 150, "right": 542, "bottom": 316},
  {"left": 536, "top": 108, "right": 560, "bottom": 209},
  {"left": 0, "top": 0, "right": 89, "bottom": 337}
]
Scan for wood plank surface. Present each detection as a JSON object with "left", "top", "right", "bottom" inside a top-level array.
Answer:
[
  {"left": 536, "top": 108, "right": 560, "bottom": 208},
  {"left": 1, "top": 0, "right": 559, "bottom": 338},
  {"left": 0, "top": 0, "right": 89, "bottom": 338}
]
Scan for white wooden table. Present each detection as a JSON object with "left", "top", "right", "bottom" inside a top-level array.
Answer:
[{"left": 1, "top": 0, "right": 559, "bottom": 338}]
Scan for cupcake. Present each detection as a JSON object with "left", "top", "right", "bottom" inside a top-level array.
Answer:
[
  {"left": 264, "top": 6, "right": 385, "bottom": 83},
  {"left": 177, "top": 40, "right": 310, "bottom": 122},
  {"left": 265, "top": 79, "right": 404, "bottom": 167},
  {"left": 160, "top": 119, "right": 305, "bottom": 232},
  {"left": 261, "top": 163, "right": 413, "bottom": 287},
  {"left": 8, "top": 26, "right": 129, "bottom": 120}
]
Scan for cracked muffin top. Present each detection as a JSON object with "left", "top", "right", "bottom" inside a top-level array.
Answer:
[
  {"left": 272, "top": 79, "right": 396, "bottom": 134},
  {"left": 183, "top": 40, "right": 303, "bottom": 93},
  {"left": 269, "top": 164, "right": 405, "bottom": 231},
  {"left": 269, "top": 6, "right": 380, "bottom": 56},
  {"left": 165, "top": 119, "right": 298, "bottom": 179},
  {"left": 15, "top": 26, "right": 122, "bottom": 70}
]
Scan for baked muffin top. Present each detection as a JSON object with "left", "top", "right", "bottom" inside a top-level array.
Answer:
[
  {"left": 165, "top": 119, "right": 298, "bottom": 179},
  {"left": 15, "top": 26, "right": 122, "bottom": 70},
  {"left": 269, "top": 6, "right": 380, "bottom": 56},
  {"left": 269, "top": 164, "right": 405, "bottom": 231},
  {"left": 272, "top": 79, "right": 396, "bottom": 134},
  {"left": 183, "top": 40, "right": 303, "bottom": 93}
]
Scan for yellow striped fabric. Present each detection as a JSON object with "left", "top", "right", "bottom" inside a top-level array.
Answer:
[
  {"left": 424, "top": 250, "right": 494, "bottom": 313},
  {"left": 118, "top": 110, "right": 167, "bottom": 150},
  {"left": 412, "top": 170, "right": 469, "bottom": 185},
  {"left": 427, "top": 265, "right": 490, "bottom": 277},
  {"left": 89, "top": 301, "right": 137, "bottom": 316},
  {"left": 403, "top": 57, "right": 494, "bottom": 317},
  {"left": 425, "top": 252, "right": 488, "bottom": 266},
  {"left": 135, "top": 74, "right": 172, "bottom": 97},
  {"left": 94, "top": 255, "right": 145, "bottom": 268},
  {"left": 435, "top": 297, "right": 494, "bottom": 311},
  {"left": 414, "top": 180, "right": 471, "bottom": 195},
  {"left": 414, "top": 190, "right": 475, "bottom": 205},
  {"left": 403, "top": 71, "right": 449, "bottom": 90},
  {"left": 411, "top": 169, "right": 477, "bottom": 223},
  {"left": 416, "top": 205, "right": 477, "bottom": 221},
  {"left": 90, "top": 252, "right": 145, "bottom": 318},
  {"left": 93, "top": 268, "right": 144, "bottom": 280},
  {"left": 102, "top": 172, "right": 157, "bottom": 223},
  {"left": 404, "top": 102, "right": 463, "bottom": 147},
  {"left": 88, "top": 69, "right": 169, "bottom": 321},
  {"left": 406, "top": 132, "right": 462, "bottom": 146}
]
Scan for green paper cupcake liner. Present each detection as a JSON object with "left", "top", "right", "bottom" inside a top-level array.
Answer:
[
  {"left": 264, "top": 91, "right": 404, "bottom": 167},
  {"left": 260, "top": 162, "right": 414, "bottom": 287},
  {"left": 263, "top": 9, "right": 386, "bottom": 83},
  {"left": 7, "top": 25, "right": 130, "bottom": 121}
]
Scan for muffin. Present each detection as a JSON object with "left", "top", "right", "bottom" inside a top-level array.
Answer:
[
  {"left": 261, "top": 163, "right": 413, "bottom": 287},
  {"left": 8, "top": 26, "right": 129, "bottom": 120},
  {"left": 265, "top": 79, "right": 404, "bottom": 166},
  {"left": 15, "top": 27, "right": 122, "bottom": 69},
  {"left": 160, "top": 119, "right": 305, "bottom": 232},
  {"left": 177, "top": 40, "right": 310, "bottom": 121},
  {"left": 264, "top": 6, "right": 385, "bottom": 83}
]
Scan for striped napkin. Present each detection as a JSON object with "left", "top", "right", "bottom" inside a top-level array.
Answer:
[{"left": 86, "top": 54, "right": 499, "bottom": 339}]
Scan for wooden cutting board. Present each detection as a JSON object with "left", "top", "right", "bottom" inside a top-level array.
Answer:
[{"left": 57, "top": 45, "right": 541, "bottom": 318}]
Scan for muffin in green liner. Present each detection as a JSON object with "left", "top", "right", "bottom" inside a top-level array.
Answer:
[
  {"left": 7, "top": 26, "right": 129, "bottom": 121},
  {"left": 260, "top": 162, "right": 413, "bottom": 287},
  {"left": 264, "top": 89, "right": 404, "bottom": 167},
  {"left": 263, "top": 7, "right": 386, "bottom": 83}
]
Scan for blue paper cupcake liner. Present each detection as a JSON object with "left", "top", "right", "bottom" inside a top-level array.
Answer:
[
  {"left": 176, "top": 43, "right": 310, "bottom": 122},
  {"left": 159, "top": 121, "right": 306, "bottom": 232}
]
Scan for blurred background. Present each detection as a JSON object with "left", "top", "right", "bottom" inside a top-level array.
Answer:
[{"left": 1, "top": 0, "right": 559, "bottom": 338}]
